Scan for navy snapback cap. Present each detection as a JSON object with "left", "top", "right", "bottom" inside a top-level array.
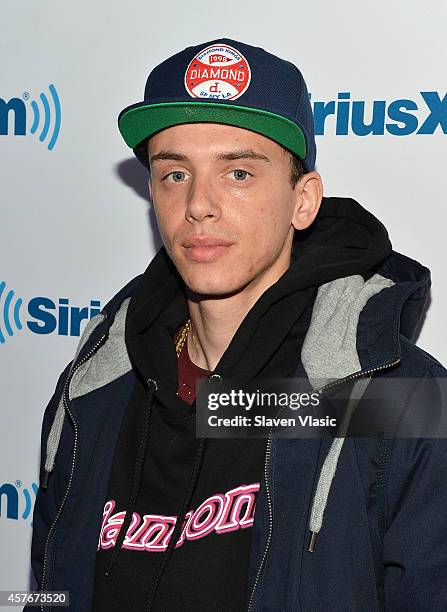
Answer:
[{"left": 118, "top": 38, "right": 316, "bottom": 172}]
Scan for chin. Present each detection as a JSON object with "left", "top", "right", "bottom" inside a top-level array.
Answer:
[{"left": 183, "top": 272, "right": 245, "bottom": 298}]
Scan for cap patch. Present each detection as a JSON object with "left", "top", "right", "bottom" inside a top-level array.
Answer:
[{"left": 184, "top": 44, "right": 251, "bottom": 101}]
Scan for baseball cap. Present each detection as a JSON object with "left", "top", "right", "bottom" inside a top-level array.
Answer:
[{"left": 118, "top": 38, "right": 316, "bottom": 172}]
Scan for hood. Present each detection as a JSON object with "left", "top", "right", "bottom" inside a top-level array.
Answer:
[
  {"left": 122, "top": 195, "right": 393, "bottom": 390},
  {"left": 122, "top": 195, "right": 393, "bottom": 417}
]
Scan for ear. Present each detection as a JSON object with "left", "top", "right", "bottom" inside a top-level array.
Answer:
[{"left": 291, "top": 171, "right": 324, "bottom": 230}]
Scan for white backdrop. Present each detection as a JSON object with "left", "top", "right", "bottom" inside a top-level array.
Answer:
[{"left": 1, "top": 0, "right": 446, "bottom": 600}]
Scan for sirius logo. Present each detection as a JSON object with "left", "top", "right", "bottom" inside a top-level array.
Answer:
[
  {"left": 0, "top": 84, "right": 61, "bottom": 150},
  {"left": 0, "top": 281, "right": 101, "bottom": 345},
  {"left": 0, "top": 480, "right": 38, "bottom": 523},
  {"left": 309, "top": 91, "right": 447, "bottom": 136}
]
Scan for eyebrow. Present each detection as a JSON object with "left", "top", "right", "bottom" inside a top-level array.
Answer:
[
  {"left": 150, "top": 149, "right": 271, "bottom": 164},
  {"left": 150, "top": 151, "right": 188, "bottom": 163},
  {"left": 217, "top": 150, "right": 271, "bottom": 163}
]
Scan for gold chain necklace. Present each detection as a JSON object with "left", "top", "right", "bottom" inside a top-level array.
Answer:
[{"left": 175, "top": 319, "right": 191, "bottom": 357}]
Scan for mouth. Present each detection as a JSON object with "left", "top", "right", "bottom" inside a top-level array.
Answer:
[{"left": 182, "top": 236, "right": 235, "bottom": 262}]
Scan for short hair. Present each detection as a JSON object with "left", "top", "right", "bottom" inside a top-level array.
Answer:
[{"left": 288, "top": 151, "right": 305, "bottom": 188}]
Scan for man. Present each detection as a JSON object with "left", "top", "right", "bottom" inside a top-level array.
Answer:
[{"left": 30, "top": 38, "right": 447, "bottom": 611}]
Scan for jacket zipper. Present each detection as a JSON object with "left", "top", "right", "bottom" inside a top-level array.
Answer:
[
  {"left": 247, "top": 431, "right": 273, "bottom": 611},
  {"left": 246, "top": 356, "right": 401, "bottom": 611},
  {"left": 39, "top": 333, "right": 107, "bottom": 612},
  {"left": 316, "top": 357, "right": 401, "bottom": 395}
]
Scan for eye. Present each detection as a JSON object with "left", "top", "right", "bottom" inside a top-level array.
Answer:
[
  {"left": 165, "top": 171, "right": 187, "bottom": 183},
  {"left": 231, "top": 169, "right": 251, "bottom": 181}
]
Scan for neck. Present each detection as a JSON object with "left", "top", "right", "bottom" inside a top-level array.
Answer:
[{"left": 186, "top": 260, "right": 291, "bottom": 372}]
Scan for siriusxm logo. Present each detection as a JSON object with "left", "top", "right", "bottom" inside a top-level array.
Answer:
[
  {"left": 310, "top": 91, "right": 447, "bottom": 136},
  {"left": 0, "top": 480, "right": 38, "bottom": 523},
  {"left": 0, "top": 281, "right": 101, "bottom": 345},
  {"left": 0, "top": 84, "right": 61, "bottom": 150}
]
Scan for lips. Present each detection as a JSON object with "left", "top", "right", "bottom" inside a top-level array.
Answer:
[
  {"left": 182, "top": 236, "right": 234, "bottom": 248},
  {"left": 182, "top": 235, "right": 235, "bottom": 262}
]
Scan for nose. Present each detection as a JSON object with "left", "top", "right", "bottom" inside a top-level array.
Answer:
[{"left": 185, "top": 175, "right": 221, "bottom": 223}]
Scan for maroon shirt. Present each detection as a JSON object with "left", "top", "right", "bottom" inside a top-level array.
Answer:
[{"left": 176, "top": 330, "right": 210, "bottom": 404}]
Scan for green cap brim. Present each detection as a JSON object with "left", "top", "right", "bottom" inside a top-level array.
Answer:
[{"left": 118, "top": 102, "right": 307, "bottom": 160}]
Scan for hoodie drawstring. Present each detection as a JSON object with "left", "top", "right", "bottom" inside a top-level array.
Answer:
[
  {"left": 42, "top": 396, "right": 66, "bottom": 488},
  {"left": 308, "top": 376, "right": 372, "bottom": 552},
  {"left": 145, "top": 436, "right": 207, "bottom": 611},
  {"left": 104, "top": 378, "right": 158, "bottom": 577}
]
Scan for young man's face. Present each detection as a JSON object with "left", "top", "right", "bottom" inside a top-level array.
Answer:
[{"left": 147, "top": 123, "right": 322, "bottom": 298}]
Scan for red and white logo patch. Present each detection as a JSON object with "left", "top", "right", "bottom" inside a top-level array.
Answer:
[{"left": 184, "top": 44, "right": 251, "bottom": 101}]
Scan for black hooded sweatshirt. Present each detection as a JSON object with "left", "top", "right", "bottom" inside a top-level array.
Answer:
[{"left": 92, "top": 197, "right": 392, "bottom": 611}]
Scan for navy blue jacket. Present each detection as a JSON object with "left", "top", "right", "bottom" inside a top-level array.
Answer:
[{"left": 29, "top": 245, "right": 447, "bottom": 612}]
